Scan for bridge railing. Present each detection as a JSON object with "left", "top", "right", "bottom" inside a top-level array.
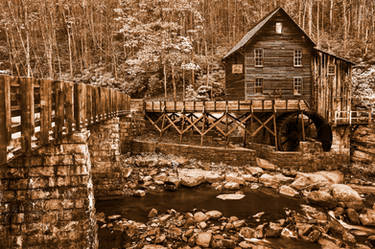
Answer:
[
  {"left": 334, "top": 110, "right": 373, "bottom": 125},
  {"left": 0, "top": 75, "right": 130, "bottom": 165}
]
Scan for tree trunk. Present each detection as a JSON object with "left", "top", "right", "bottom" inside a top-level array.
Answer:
[
  {"left": 172, "top": 64, "right": 176, "bottom": 101},
  {"left": 163, "top": 63, "right": 167, "bottom": 99}
]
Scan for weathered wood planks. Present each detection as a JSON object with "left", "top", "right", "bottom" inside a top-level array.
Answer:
[{"left": 0, "top": 75, "right": 130, "bottom": 165}]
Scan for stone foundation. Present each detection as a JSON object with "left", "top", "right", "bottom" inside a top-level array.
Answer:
[
  {"left": 130, "top": 139, "right": 257, "bottom": 166},
  {"left": 247, "top": 140, "right": 350, "bottom": 171},
  {"left": 351, "top": 124, "right": 375, "bottom": 175},
  {"left": 0, "top": 131, "right": 98, "bottom": 249}
]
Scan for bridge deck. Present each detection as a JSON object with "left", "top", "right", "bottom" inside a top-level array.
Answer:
[{"left": 145, "top": 99, "right": 309, "bottom": 113}]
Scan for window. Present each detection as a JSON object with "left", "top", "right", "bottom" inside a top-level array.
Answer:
[
  {"left": 294, "top": 49, "right": 303, "bottom": 67},
  {"left": 276, "top": 22, "right": 282, "bottom": 34},
  {"left": 255, "top": 78, "right": 263, "bottom": 94},
  {"left": 254, "top": 48, "right": 263, "bottom": 67},
  {"left": 293, "top": 77, "right": 303, "bottom": 95},
  {"left": 328, "top": 65, "right": 336, "bottom": 75}
]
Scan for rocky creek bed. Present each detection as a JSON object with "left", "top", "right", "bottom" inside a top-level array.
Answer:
[{"left": 94, "top": 153, "right": 375, "bottom": 249}]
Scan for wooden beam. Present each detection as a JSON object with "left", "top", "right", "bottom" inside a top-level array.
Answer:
[
  {"left": 20, "top": 77, "right": 35, "bottom": 154},
  {"left": 0, "top": 75, "right": 11, "bottom": 163},
  {"left": 54, "top": 81, "right": 64, "bottom": 141},
  {"left": 40, "top": 79, "right": 52, "bottom": 145}
]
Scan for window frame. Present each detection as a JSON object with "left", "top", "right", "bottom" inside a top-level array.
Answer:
[
  {"left": 293, "top": 77, "right": 303, "bottom": 95},
  {"left": 254, "top": 48, "right": 264, "bottom": 67},
  {"left": 276, "top": 22, "right": 282, "bottom": 34},
  {"left": 294, "top": 49, "right": 303, "bottom": 67},
  {"left": 255, "top": 78, "right": 264, "bottom": 94},
  {"left": 328, "top": 65, "right": 336, "bottom": 75}
]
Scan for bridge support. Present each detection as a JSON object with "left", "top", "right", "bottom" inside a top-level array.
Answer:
[{"left": 0, "top": 130, "right": 98, "bottom": 249}]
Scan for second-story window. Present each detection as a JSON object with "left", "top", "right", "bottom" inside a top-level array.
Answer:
[
  {"left": 254, "top": 48, "right": 263, "bottom": 67},
  {"left": 276, "top": 22, "right": 282, "bottom": 34},
  {"left": 255, "top": 78, "right": 263, "bottom": 94},
  {"left": 294, "top": 49, "right": 302, "bottom": 67}
]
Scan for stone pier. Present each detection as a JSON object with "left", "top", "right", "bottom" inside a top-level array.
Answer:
[{"left": 0, "top": 131, "right": 98, "bottom": 249}]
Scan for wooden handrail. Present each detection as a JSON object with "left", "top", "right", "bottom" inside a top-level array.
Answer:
[{"left": 0, "top": 75, "right": 130, "bottom": 165}]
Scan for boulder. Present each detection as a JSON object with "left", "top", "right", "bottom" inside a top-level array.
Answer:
[
  {"left": 225, "top": 173, "right": 245, "bottom": 185},
  {"left": 216, "top": 193, "right": 245, "bottom": 200},
  {"left": 256, "top": 158, "right": 277, "bottom": 170},
  {"left": 143, "top": 245, "right": 167, "bottom": 249},
  {"left": 205, "top": 210, "right": 223, "bottom": 220},
  {"left": 239, "top": 227, "right": 255, "bottom": 238},
  {"left": 331, "top": 184, "right": 362, "bottom": 202},
  {"left": 178, "top": 169, "right": 206, "bottom": 187},
  {"left": 223, "top": 181, "right": 240, "bottom": 190},
  {"left": 346, "top": 208, "right": 361, "bottom": 225},
  {"left": 196, "top": 232, "right": 212, "bottom": 248},
  {"left": 291, "top": 171, "right": 344, "bottom": 190},
  {"left": 264, "top": 222, "right": 282, "bottom": 238},
  {"left": 148, "top": 208, "right": 158, "bottom": 218},
  {"left": 194, "top": 211, "right": 208, "bottom": 223},
  {"left": 279, "top": 185, "right": 298, "bottom": 197},
  {"left": 246, "top": 166, "right": 264, "bottom": 176},
  {"left": 359, "top": 209, "right": 375, "bottom": 226}
]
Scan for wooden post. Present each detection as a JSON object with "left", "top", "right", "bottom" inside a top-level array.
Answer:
[
  {"left": 40, "top": 79, "right": 52, "bottom": 144},
  {"left": 369, "top": 110, "right": 372, "bottom": 125},
  {"left": 272, "top": 100, "right": 278, "bottom": 150},
  {"left": 250, "top": 100, "right": 254, "bottom": 143},
  {"left": 54, "top": 81, "right": 64, "bottom": 141},
  {"left": 64, "top": 82, "right": 74, "bottom": 134},
  {"left": 20, "top": 77, "right": 35, "bottom": 154},
  {"left": 74, "top": 83, "right": 86, "bottom": 131},
  {"left": 0, "top": 76, "right": 11, "bottom": 164}
]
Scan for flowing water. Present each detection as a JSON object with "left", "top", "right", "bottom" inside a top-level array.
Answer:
[{"left": 96, "top": 186, "right": 321, "bottom": 249}]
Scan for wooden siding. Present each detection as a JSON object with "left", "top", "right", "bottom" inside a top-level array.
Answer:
[
  {"left": 224, "top": 53, "right": 245, "bottom": 100},
  {"left": 312, "top": 51, "right": 352, "bottom": 122},
  {"left": 243, "top": 13, "right": 313, "bottom": 104}
]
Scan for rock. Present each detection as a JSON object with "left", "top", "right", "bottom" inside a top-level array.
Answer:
[
  {"left": 199, "top": 221, "right": 207, "bottom": 229},
  {"left": 107, "top": 214, "right": 121, "bottom": 220},
  {"left": 134, "top": 190, "right": 146, "bottom": 197},
  {"left": 205, "top": 210, "right": 222, "bottom": 219},
  {"left": 240, "top": 227, "right": 255, "bottom": 238},
  {"left": 342, "top": 231, "right": 356, "bottom": 243},
  {"left": 279, "top": 185, "right": 299, "bottom": 197},
  {"left": 281, "top": 227, "right": 297, "bottom": 239},
  {"left": 153, "top": 173, "right": 167, "bottom": 182},
  {"left": 368, "top": 235, "right": 375, "bottom": 247},
  {"left": 318, "top": 238, "right": 341, "bottom": 249},
  {"left": 225, "top": 173, "right": 245, "bottom": 185},
  {"left": 179, "top": 169, "right": 206, "bottom": 187},
  {"left": 359, "top": 209, "right": 375, "bottom": 226},
  {"left": 307, "top": 229, "right": 321, "bottom": 242},
  {"left": 243, "top": 174, "right": 257, "bottom": 182},
  {"left": 306, "top": 190, "right": 335, "bottom": 207},
  {"left": 216, "top": 193, "right": 245, "bottom": 200},
  {"left": 246, "top": 166, "right": 264, "bottom": 176},
  {"left": 233, "top": 219, "right": 246, "bottom": 228},
  {"left": 124, "top": 167, "right": 133, "bottom": 178},
  {"left": 346, "top": 208, "right": 361, "bottom": 225},
  {"left": 223, "top": 181, "right": 240, "bottom": 190},
  {"left": 148, "top": 208, "right": 158, "bottom": 218},
  {"left": 254, "top": 224, "right": 265, "bottom": 238},
  {"left": 196, "top": 232, "right": 212, "bottom": 248},
  {"left": 155, "top": 234, "right": 166, "bottom": 243},
  {"left": 264, "top": 222, "right": 282, "bottom": 238},
  {"left": 296, "top": 223, "right": 313, "bottom": 238},
  {"left": 291, "top": 171, "right": 344, "bottom": 190},
  {"left": 238, "top": 241, "right": 253, "bottom": 248},
  {"left": 205, "top": 171, "right": 224, "bottom": 183},
  {"left": 96, "top": 212, "right": 105, "bottom": 223},
  {"left": 331, "top": 184, "right": 362, "bottom": 202},
  {"left": 142, "top": 245, "right": 167, "bottom": 249},
  {"left": 194, "top": 211, "right": 208, "bottom": 223},
  {"left": 259, "top": 174, "right": 278, "bottom": 188},
  {"left": 256, "top": 158, "right": 277, "bottom": 170}
]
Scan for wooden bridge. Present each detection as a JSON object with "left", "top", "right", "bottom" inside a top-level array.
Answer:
[{"left": 0, "top": 75, "right": 130, "bottom": 165}]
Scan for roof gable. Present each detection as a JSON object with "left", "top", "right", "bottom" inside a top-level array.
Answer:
[{"left": 223, "top": 7, "right": 315, "bottom": 60}]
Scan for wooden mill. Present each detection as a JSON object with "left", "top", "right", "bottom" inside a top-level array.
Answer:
[{"left": 145, "top": 7, "right": 362, "bottom": 153}]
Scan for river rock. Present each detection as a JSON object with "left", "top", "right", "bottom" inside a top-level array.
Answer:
[
  {"left": 148, "top": 208, "right": 158, "bottom": 218},
  {"left": 359, "top": 209, "right": 375, "bottom": 226},
  {"left": 259, "top": 174, "right": 278, "bottom": 188},
  {"left": 143, "top": 245, "right": 167, "bottom": 249},
  {"left": 206, "top": 210, "right": 223, "bottom": 219},
  {"left": 264, "top": 222, "right": 282, "bottom": 238},
  {"left": 331, "top": 184, "right": 362, "bottom": 202},
  {"left": 225, "top": 173, "right": 245, "bottom": 185},
  {"left": 346, "top": 208, "right": 361, "bottom": 225},
  {"left": 179, "top": 169, "right": 206, "bottom": 187},
  {"left": 205, "top": 171, "right": 224, "bottom": 183},
  {"left": 279, "top": 185, "right": 298, "bottom": 197},
  {"left": 256, "top": 158, "right": 277, "bottom": 170},
  {"left": 291, "top": 171, "right": 344, "bottom": 190},
  {"left": 281, "top": 227, "right": 297, "bottom": 239},
  {"left": 223, "top": 181, "right": 240, "bottom": 190},
  {"left": 196, "top": 232, "right": 212, "bottom": 248},
  {"left": 194, "top": 211, "right": 208, "bottom": 222},
  {"left": 246, "top": 166, "right": 264, "bottom": 176},
  {"left": 216, "top": 193, "right": 245, "bottom": 200},
  {"left": 134, "top": 190, "right": 146, "bottom": 197},
  {"left": 240, "top": 227, "right": 255, "bottom": 238}
]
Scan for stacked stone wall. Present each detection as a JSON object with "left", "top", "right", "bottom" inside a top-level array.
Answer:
[
  {"left": 351, "top": 124, "right": 375, "bottom": 176},
  {"left": 131, "top": 139, "right": 257, "bottom": 166},
  {"left": 0, "top": 131, "right": 98, "bottom": 249}
]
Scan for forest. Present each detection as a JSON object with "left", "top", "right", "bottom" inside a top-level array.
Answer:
[{"left": 0, "top": 0, "right": 374, "bottom": 100}]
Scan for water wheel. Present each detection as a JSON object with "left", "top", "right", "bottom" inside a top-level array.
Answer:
[{"left": 277, "top": 112, "right": 332, "bottom": 152}]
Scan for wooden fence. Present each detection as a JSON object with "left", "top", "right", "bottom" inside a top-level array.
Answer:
[
  {"left": 0, "top": 75, "right": 130, "bottom": 165},
  {"left": 334, "top": 110, "right": 373, "bottom": 125}
]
